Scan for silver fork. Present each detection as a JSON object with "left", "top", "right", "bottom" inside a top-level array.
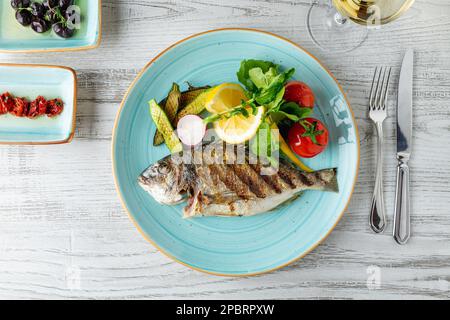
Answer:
[{"left": 369, "top": 66, "right": 392, "bottom": 233}]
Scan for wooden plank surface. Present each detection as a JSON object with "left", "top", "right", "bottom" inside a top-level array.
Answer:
[{"left": 0, "top": 0, "right": 449, "bottom": 299}]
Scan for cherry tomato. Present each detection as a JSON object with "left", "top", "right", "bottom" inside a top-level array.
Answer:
[
  {"left": 288, "top": 118, "right": 329, "bottom": 158},
  {"left": 284, "top": 81, "right": 315, "bottom": 108}
]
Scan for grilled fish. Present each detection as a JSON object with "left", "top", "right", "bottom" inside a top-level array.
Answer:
[{"left": 138, "top": 143, "right": 338, "bottom": 218}]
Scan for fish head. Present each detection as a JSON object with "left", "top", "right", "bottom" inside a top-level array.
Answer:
[{"left": 138, "top": 158, "right": 184, "bottom": 205}]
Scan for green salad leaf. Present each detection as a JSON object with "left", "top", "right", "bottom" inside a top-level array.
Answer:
[
  {"left": 255, "top": 68, "right": 295, "bottom": 105},
  {"left": 277, "top": 102, "right": 313, "bottom": 121},
  {"left": 237, "top": 60, "right": 295, "bottom": 106},
  {"left": 237, "top": 60, "right": 278, "bottom": 92},
  {"left": 248, "top": 67, "right": 278, "bottom": 90},
  {"left": 265, "top": 87, "right": 285, "bottom": 114},
  {"left": 208, "top": 59, "right": 301, "bottom": 126}
]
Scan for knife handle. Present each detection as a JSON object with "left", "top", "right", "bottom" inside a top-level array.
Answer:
[{"left": 393, "top": 156, "right": 410, "bottom": 245}]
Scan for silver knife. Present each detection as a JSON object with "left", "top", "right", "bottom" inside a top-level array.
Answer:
[{"left": 393, "top": 49, "right": 414, "bottom": 245}]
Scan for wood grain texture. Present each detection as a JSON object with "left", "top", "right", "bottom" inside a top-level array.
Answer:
[{"left": 0, "top": 0, "right": 449, "bottom": 300}]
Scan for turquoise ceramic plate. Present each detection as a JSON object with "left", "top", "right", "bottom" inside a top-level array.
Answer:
[
  {"left": 0, "top": 64, "right": 77, "bottom": 145},
  {"left": 113, "top": 29, "right": 359, "bottom": 276},
  {"left": 0, "top": 0, "right": 101, "bottom": 52}
]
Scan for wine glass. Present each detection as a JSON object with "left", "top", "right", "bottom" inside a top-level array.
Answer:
[{"left": 307, "top": 0, "right": 416, "bottom": 53}]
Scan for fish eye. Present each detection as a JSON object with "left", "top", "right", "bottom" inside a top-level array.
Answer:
[{"left": 157, "top": 163, "right": 170, "bottom": 175}]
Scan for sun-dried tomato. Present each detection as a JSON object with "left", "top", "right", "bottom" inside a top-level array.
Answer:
[
  {"left": 1, "top": 92, "right": 64, "bottom": 118},
  {"left": 0, "top": 92, "right": 15, "bottom": 115},
  {"left": 10, "top": 97, "right": 30, "bottom": 117},
  {"left": 46, "top": 98, "right": 64, "bottom": 117},
  {"left": 28, "top": 96, "right": 48, "bottom": 118}
]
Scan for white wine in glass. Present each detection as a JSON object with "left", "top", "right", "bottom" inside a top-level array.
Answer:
[
  {"left": 307, "top": 0, "right": 415, "bottom": 52},
  {"left": 332, "top": 0, "right": 415, "bottom": 25}
]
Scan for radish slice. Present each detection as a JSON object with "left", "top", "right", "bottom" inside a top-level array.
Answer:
[{"left": 177, "top": 115, "right": 206, "bottom": 146}]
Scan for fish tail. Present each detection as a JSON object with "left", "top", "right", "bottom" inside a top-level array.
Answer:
[{"left": 321, "top": 168, "right": 339, "bottom": 193}]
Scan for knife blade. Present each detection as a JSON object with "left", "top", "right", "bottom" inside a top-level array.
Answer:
[
  {"left": 397, "top": 49, "right": 414, "bottom": 156},
  {"left": 393, "top": 49, "right": 414, "bottom": 245}
]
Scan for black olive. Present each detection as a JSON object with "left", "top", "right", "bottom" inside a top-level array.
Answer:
[
  {"left": 31, "top": 18, "right": 50, "bottom": 33},
  {"left": 43, "top": 0, "right": 59, "bottom": 8},
  {"left": 30, "top": 2, "right": 46, "bottom": 18},
  {"left": 59, "top": 0, "right": 74, "bottom": 10},
  {"left": 52, "top": 22, "right": 74, "bottom": 38},
  {"left": 11, "top": 0, "right": 31, "bottom": 9},
  {"left": 52, "top": 22, "right": 63, "bottom": 36},
  {"left": 15, "top": 10, "right": 32, "bottom": 26}
]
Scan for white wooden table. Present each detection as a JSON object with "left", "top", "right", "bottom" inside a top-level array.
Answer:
[{"left": 0, "top": 0, "right": 449, "bottom": 300}]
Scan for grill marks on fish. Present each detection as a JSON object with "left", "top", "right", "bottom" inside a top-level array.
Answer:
[
  {"left": 210, "top": 162, "right": 334, "bottom": 201},
  {"left": 297, "top": 171, "right": 314, "bottom": 187},
  {"left": 230, "top": 164, "right": 270, "bottom": 198},
  {"left": 208, "top": 164, "right": 253, "bottom": 199},
  {"left": 201, "top": 154, "right": 314, "bottom": 201},
  {"left": 205, "top": 146, "right": 280, "bottom": 199},
  {"left": 200, "top": 144, "right": 325, "bottom": 201},
  {"left": 249, "top": 163, "right": 284, "bottom": 194},
  {"left": 138, "top": 142, "right": 339, "bottom": 217},
  {"left": 224, "top": 146, "right": 271, "bottom": 198},
  {"left": 277, "top": 165, "right": 299, "bottom": 189}
]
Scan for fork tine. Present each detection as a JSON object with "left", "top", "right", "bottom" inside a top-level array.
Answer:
[
  {"left": 374, "top": 67, "right": 384, "bottom": 110},
  {"left": 381, "top": 67, "right": 392, "bottom": 110},
  {"left": 369, "top": 67, "right": 379, "bottom": 109},
  {"left": 376, "top": 67, "right": 387, "bottom": 110}
]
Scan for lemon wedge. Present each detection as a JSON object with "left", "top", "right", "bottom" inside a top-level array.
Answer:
[
  {"left": 214, "top": 106, "right": 264, "bottom": 144},
  {"left": 204, "top": 83, "right": 264, "bottom": 144},
  {"left": 205, "top": 83, "right": 248, "bottom": 114}
]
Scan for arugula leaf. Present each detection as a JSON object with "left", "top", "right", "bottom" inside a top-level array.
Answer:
[
  {"left": 276, "top": 112, "right": 301, "bottom": 122},
  {"left": 203, "top": 103, "right": 255, "bottom": 124},
  {"left": 237, "top": 60, "right": 277, "bottom": 92},
  {"left": 280, "top": 102, "right": 313, "bottom": 119},
  {"left": 269, "top": 102, "right": 313, "bottom": 123},
  {"left": 266, "top": 87, "right": 285, "bottom": 113},
  {"left": 203, "top": 113, "right": 221, "bottom": 124}
]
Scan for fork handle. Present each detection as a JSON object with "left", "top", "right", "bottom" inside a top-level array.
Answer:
[
  {"left": 370, "top": 122, "right": 386, "bottom": 233},
  {"left": 393, "top": 156, "right": 410, "bottom": 245}
]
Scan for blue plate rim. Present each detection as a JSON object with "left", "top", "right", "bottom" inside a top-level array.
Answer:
[
  {"left": 111, "top": 28, "right": 361, "bottom": 277},
  {"left": 0, "top": 63, "right": 77, "bottom": 145},
  {"left": 0, "top": 0, "right": 102, "bottom": 53}
]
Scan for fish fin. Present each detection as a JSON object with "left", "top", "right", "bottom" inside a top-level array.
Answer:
[
  {"left": 183, "top": 189, "right": 204, "bottom": 218},
  {"left": 322, "top": 168, "right": 339, "bottom": 193}
]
